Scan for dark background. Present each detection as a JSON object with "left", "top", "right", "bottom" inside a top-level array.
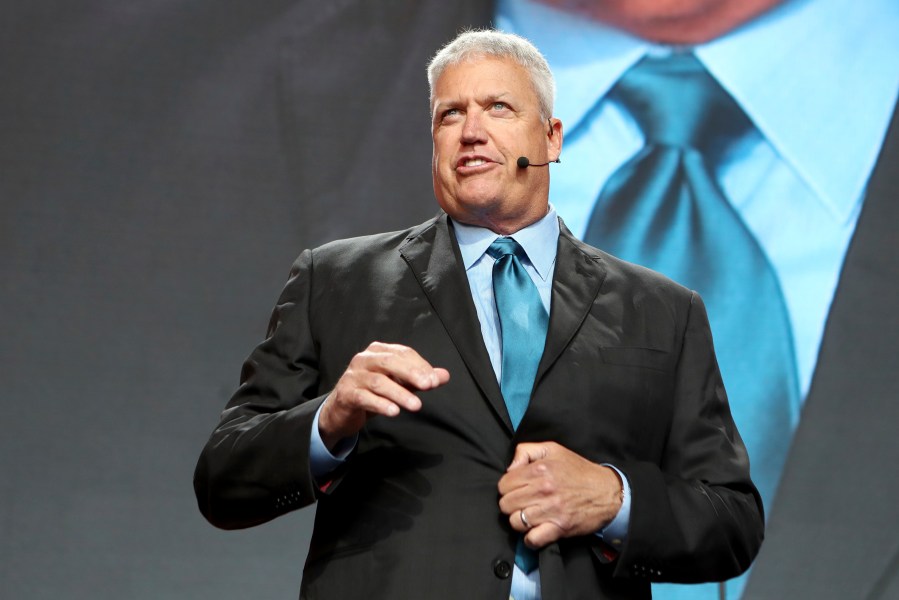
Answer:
[{"left": 2, "top": 1, "right": 481, "bottom": 597}]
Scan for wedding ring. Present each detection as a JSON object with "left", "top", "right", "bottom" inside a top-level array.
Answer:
[{"left": 520, "top": 509, "right": 532, "bottom": 529}]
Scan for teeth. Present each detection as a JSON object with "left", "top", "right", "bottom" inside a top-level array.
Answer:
[{"left": 464, "top": 158, "right": 486, "bottom": 167}]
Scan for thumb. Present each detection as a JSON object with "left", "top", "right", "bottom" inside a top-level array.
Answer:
[{"left": 507, "top": 442, "right": 549, "bottom": 471}]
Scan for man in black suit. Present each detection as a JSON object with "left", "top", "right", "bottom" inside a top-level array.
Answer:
[{"left": 196, "top": 30, "right": 763, "bottom": 599}]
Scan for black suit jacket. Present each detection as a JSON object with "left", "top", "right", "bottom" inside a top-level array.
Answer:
[
  {"left": 276, "top": 4, "right": 899, "bottom": 596},
  {"left": 195, "top": 215, "right": 763, "bottom": 599}
]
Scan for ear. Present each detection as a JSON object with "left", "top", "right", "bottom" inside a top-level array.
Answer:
[{"left": 546, "top": 117, "right": 563, "bottom": 162}]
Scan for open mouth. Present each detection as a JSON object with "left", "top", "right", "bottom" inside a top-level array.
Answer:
[{"left": 456, "top": 155, "right": 495, "bottom": 171}]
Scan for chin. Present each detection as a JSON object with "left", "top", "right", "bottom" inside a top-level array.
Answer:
[
  {"left": 456, "top": 183, "right": 505, "bottom": 208},
  {"left": 458, "top": 195, "right": 506, "bottom": 218},
  {"left": 440, "top": 199, "right": 499, "bottom": 228}
]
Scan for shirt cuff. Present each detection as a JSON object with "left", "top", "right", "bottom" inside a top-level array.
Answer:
[
  {"left": 596, "top": 464, "right": 631, "bottom": 549},
  {"left": 309, "top": 398, "right": 357, "bottom": 482}
]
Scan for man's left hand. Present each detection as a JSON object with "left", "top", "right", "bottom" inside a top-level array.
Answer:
[{"left": 497, "top": 442, "right": 623, "bottom": 549}]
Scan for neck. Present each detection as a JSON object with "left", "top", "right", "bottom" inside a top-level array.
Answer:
[{"left": 462, "top": 204, "right": 551, "bottom": 236}]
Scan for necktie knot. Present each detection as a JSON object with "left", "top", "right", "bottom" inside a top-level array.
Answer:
[
  {"left": 611, "top": 52, "right": 751, "bottom": 153},
  {"left": 487, "top": 237, "right": 526, "bottom": 262}
]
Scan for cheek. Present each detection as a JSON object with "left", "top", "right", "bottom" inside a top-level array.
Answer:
[
  {"left": 432, "top": 160, "right": 457, "bottom": 201},
  {"left": 431, "top": 151, "right": 442, "bottom": 177},
  {"left": 432, "top": 143, "right": 454, "bottom": 174},
  {"left": 436, "top": 160, "right": 454, "bottom": 186}
]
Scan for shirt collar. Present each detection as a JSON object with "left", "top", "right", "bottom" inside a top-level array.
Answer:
[
  {"left": 452, "top": 205, "right": 560, "bottom": 281},
  {"left": 498, "top": 0, "right": 899, "bottom": 223},
  {"left": 697, "top": 0, "right": 899, "bottom": 222}
]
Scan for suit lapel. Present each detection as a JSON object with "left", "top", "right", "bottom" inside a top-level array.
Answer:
[
  {"left": 400, "top": 216, "right": 607, "bottom": 432},
  {"left": 399, "top": 214, "right": 512, "bottom": 432},
  {"left": 536, "top": 222, "right": 606, "bottom": 384}
]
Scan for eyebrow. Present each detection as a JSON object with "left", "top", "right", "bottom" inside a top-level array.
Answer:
[
  {"left": 482, "top": 92, "right": 512, "bottom": 104},
  {"left": 433, "top": 92, "right": 514, "bottom": 111}
]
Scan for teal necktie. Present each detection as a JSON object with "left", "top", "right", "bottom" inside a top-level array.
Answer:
[
  {"left": 487, "top": 237, "right": 548, "bottom": 574},
  {"left": 583, "top": 53, "right": 800, "bottom": 558}
]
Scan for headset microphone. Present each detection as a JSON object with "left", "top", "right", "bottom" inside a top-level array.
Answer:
[{"left": 517, "top": 156, "right": 561, "bottom": 168}]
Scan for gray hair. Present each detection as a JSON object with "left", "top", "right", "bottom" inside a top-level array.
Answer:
[{"left": 427, "top": 29, "right": 555, "bottom": 121}]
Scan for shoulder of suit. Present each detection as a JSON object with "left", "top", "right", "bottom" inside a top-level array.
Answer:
[
  {"left": 561, "top": 230, "right": 694, "bottom": 298},
  {"left": 305, "top": 213, "right": 445, "bottom": 263}
]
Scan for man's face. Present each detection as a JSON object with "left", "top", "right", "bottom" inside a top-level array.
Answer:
[{"left": 431, "top": 57, "right": 562, "bottom": 234}]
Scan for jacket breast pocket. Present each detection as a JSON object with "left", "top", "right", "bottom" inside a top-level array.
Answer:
[{"left": 599, "top": 346, "right": 672, "bottom": 373}]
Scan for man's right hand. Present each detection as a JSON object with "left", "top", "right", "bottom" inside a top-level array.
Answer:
[{"left": 318, "top": 342, "right": 450, "bottom": 451}]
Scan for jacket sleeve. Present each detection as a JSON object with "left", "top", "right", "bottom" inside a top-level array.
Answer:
[
  {"left": 193, "top": 249, "right": 327, "bottom": 530},
  {"left": 613, "top": 291, "right": 765, "bottom": 582}
]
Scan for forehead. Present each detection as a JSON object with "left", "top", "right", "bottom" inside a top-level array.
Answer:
[{"left": 432, "top": 57, "right": 537, "bottom": 106}]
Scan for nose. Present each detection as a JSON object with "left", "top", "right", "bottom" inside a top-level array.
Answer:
[{"left": 460, "top": 111, "right": 487, "bottom": 145}]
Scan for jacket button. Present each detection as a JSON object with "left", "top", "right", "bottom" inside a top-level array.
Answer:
[{"left": 493, "top": 560, "right": 512, "bottom": 579}]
